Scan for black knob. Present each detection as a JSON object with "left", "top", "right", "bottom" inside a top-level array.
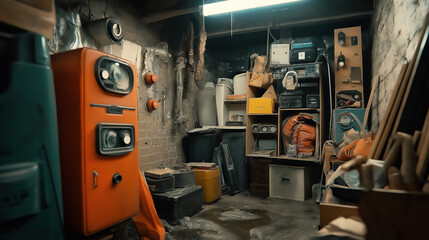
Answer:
[
  {"left": 338, "top": 31, "right": 346, "bottom": 46},
  {"left": 337, "top": 52, "right": 346, "bottom": 70},
  {"left": 112, "top": 173, "right": 122, "bottom": 184}
]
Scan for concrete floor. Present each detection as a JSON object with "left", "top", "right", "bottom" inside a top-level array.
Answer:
[{"left": 163, "top": 191, "right": 319, "bottom": 240}]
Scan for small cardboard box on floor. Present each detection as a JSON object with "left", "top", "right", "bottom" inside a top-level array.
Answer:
[{"left": 248, "top": 85, "right": 277, "bottom": 114}]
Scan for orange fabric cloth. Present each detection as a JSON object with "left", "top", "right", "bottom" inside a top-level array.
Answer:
[
  {"left": 338, "top": 135, "right": 374, "bottom": 161},
  {"left": 282, "top": 114, "right": 313, "bottom": 148},
  {"left": 133, "top": 171, "right": 165, "bottom": 240},
  {"left": 293, "top": 123, "right": 316, "bottom": 155}
]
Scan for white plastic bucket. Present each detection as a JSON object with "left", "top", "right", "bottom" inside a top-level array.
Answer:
[
  {"left": 215, "top": 79, "right": 233, "bottom": 126},
  {"left": 197, "top": 82, "right": 217, "bottom": 126},
  {"left": 233, "top": 73, "right": 246, "bottom": 95}
]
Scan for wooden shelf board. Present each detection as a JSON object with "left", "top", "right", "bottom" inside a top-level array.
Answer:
[
  {"left": 279, "top": 108, "right": 320, "bottom": 111},
  {"left": 224, "top": 99, "right": 246, "bottom": 104},
  {"left": 278, "top": 155, "right": 320, "bottom": 162},
  {"left": 217, "top": 126, "right": 246, "bottom": 130},
  {"left": 201, "top": 126, "right": 246, "bottom": 130},
  {"left": 246, "top": 154, "right": 278, "bottom": 159},
  {"left": 247, "top": 113, "right": 279, "bottom": 116}
]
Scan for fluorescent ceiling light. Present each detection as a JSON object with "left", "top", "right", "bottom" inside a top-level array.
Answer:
[{"left": 203, "top": 0, "right": 302, "bottom": 16}]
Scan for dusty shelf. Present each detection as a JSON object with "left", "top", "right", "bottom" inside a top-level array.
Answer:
[
  {"left": 224, "top": 99, "right": 246, "bottom": 104},
  {"left": 278, "top": 155, "right": 320, "bottom": 163}
]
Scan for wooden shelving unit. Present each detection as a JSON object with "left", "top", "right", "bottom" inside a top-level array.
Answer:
[
  {"left": 245, "top": 68, "right": 325, "bottom": 163},
  {"left": 245, "top": 65, "right": 327, "bottom": 196}
]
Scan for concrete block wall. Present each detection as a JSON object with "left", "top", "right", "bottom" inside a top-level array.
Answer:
[
  {"left": 370, "top": 0, "right": 429, "bottom": 131},
  {"left": 54, "top": 0, "right": 197, "bottom": 172}
]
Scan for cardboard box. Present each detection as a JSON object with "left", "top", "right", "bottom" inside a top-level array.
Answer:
[
  {"left": 262, "top": 85, "right": 277, "bottom": 100},
  {"left": 248, "top": 98, "right": 275, "bottom": 114},
  {"left": 269, "top": 164, "right": 311, "bottom": 201}
]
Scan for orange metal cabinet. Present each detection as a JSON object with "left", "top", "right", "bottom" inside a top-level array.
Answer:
[
  {"left": 51, "top": 48, "right": 139, "bottom": 236},
  {"left": 192, "top": 166, "right": 221, "bottom": 204}
]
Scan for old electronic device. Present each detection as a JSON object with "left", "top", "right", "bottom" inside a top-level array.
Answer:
[
  {"left": 290, "top": 39, "right": 317, "bottom": 64},
  {"left": 0, "top": 33, "right": 64, "bottom": 240},
  {"left": 277, "top": 63, "right": 320, "bottom": 109},
  {"left": 279, "top": 95, "right": 304, "bottom": 108},
  {"left": 252, "top": 124, "right": 278, "bottom": 134},
  {"left": 288, "top": 63, "right": 321, "bottom": 79},
  {"left": 334, "top": 26, "right": 364, "bottom": 107},
  {"left": 272, "top": 66, "right": 288, "bottom": 81},
  {"left": 51, "top": 48, "right": 139, "bottom": 236},
  {"left": 290, "top": 48, "right": 317, "bottom": 64},
  {"left": 306, "top": 94, "right": 320, "bottom": 108},
  {"left": 333, "top": 108, "right": 366, "bottom": 143}
]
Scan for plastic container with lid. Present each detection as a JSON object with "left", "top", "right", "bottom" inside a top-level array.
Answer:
[
  {"left": 197, "top": 82, "right": 217, "bottom": 126},
  {"left": 192, "top": 166, "right": 221, "bottom": 204},
  {"left": 215, "top": 78, "right": 233, "bottom": 126},
  {"left": 150, "top": 185, "right": 203, "bottom": 225},
  {"left": 185, "top": 128, "right": 216, "bottom": 163},
  {"left": 233, "top": 73, "right": 246, "bottom": 95}
]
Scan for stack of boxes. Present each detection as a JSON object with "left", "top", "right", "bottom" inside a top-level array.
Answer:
[{"left": 144, "top": 167, "right": 203, "bottom": 225}]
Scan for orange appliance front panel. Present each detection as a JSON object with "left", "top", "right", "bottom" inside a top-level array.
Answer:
[{"left": 52, "top": 48, "right": 139, "bottom": 236}]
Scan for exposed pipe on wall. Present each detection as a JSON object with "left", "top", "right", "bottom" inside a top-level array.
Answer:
[
  {"left": 186, "top": 21, "right": 195, "bottom": 91},
  {"left": 175, "top": 37, "right": 186, "bottom": 125},
  {"left": 194, "top": 19, "right": 207, "bottom": 84}
]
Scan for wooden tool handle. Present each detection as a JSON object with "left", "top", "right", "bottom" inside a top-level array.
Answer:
[{"left": 341, "top": 155, "right": 368, "bottom": 172}]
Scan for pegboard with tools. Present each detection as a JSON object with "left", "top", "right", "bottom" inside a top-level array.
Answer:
[{"left": 334, "top": 26, "right": 364, "bottom": 108}]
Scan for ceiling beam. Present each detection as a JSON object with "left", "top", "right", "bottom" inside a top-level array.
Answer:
[
  {"left": 141, "top": 6, "right": 200, "bottom": 23},
  {"left": 206, "top": 11, "right": 373, "bottom": 38}
]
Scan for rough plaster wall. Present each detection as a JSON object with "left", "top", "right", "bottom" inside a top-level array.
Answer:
[
  {"left": 371, "top": 0, "right": 429, "bottom": 132},
  {"left": 79, "top": 0, "right": 197, "bottom": 171}
]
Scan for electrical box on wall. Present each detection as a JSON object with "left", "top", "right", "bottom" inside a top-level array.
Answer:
[
  {"left": 271, "top": 44, "right": 290, "bottom": 65},
  {"left": 334, "top": 26, "right": 364, "bottom": 108}
]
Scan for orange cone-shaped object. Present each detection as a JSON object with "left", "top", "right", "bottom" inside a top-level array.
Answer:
[{"left": 133, "top": 170, "right": 165, "bottom": 240}]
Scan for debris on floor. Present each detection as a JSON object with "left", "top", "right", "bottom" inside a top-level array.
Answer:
[{"left": 163, "top": 192, "right": 319, "bottom": 240}]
